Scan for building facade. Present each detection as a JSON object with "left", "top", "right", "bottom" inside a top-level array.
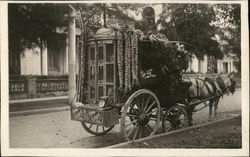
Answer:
[
  {"left": 9, "top": 26, "right": 238, "bottom": 76},
  {"left": 186, "top": 54, "right": 238, "bottom": 74},
  {"left": 9, "top": 28, "right": 82, "bottom": 76},
  {"left": 217, "top": 56, "right": 237, "bottom": 73},
  {"left": 10, "top": 38, "right": 238, "bottom": 76}
]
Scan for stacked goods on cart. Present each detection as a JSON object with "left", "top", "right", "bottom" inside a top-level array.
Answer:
[{"left": 114, "top": 26, "right": 193, "bottom": 103}]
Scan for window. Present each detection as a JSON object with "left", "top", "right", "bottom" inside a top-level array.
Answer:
[
  {"left": 89, "top": 66, "right": 95, "bottom": 80},
  {"left": 48, "top": 41, "right": 59, "bottom": 70},
  {"left": 89, "top": 47, "right": 95, "bottom": 61},
  {"left": 98, "top": 46, "right": 104, "bottom": 61},
  {"left": 99, "top": 86, "right": 104, "bottom": 97},
  {"left": 106, "top": 64, "right": 114, "bottom": 82},
  {"left": 106, "top": 44, "right": 114, "bottom": 62},
  {"left": 90, "top": 86, "right": 95, "bottom": 99},
  {"left": 98, "top": 66, "right": 104, "bottom": 80},
  {"left": 223, "top": 62, "right": 228, "bottom": 73},
  {"left": 48, "top": 52, "right": 59, "bottom": 69},
  {"left": 106, "top": 85, "right": 113, "bottom": 96},
  {"left": 9, "top": 52, "right": 20, "bottom": 75}
]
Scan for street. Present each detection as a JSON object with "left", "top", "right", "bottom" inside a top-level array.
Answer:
[{"left": 9, "top": 90, "right": 241, "bottom": 148}]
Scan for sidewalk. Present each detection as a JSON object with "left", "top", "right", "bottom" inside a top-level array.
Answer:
[
  {"left": 9, "top": 96, "right": 69, "bottom": 117},
  {"left": 9, "top": 88, "right": 241, "bottom": 117}
]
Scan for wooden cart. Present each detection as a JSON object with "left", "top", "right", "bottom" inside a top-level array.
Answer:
[{"left": 70, "top": 28, "right": 222, "bottom": 141}]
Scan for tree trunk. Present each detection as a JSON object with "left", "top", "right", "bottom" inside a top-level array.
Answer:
[{"left": 103, "top": 4, "right": 107, "bottom": 28}]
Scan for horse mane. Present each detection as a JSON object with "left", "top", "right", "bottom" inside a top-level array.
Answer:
[{"left": 215, "top": 76, "right": 227, "bottom": 93}]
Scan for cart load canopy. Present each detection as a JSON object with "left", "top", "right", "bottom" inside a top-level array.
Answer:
[
  {"left": 83, "top": 27, "right": 193, "bottom": 102},
  {"left": 112, "top": 27, "right": 192, "bottom": 95}
]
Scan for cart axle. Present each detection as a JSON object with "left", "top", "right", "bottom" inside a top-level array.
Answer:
[{"left": 138, "top": 113, "right": 150, "bottom": 125}]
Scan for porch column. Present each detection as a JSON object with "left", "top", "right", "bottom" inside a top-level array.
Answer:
[
  {"left": 68, "top": 5, "right": 76, "bottom": 104},
  {"left": 217, "top": 60, "right": 220, "bottom": 73},
  {"left": 228, "top": 61, "right": 231, "bottom": 73},
  {"left": 41, "top": 41, "right": 48, "bottom": 75},
  {"left": 65, "top": 38, "right": 69, "bottom": 74},
  {"left": 231, "top": 60, "right": 234, "bottom": 73},
  {"left": 220, "top": 61, "right": 223, "bottom": 73}
]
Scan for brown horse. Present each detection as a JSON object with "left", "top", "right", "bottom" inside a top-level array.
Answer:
[{"left": 183, "top": 75, "right": 236, "bottom": 119}]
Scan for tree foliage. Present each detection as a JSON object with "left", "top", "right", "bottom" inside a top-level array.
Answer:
[
  {"left": 9, "top": 3, "right": 240, "bottom": 70},
  {"left": 213, "top": 4, "right": 241, "bottom": 71},
  {"left": 9, "top": 4, "right": 66, "bottom": 54},
  {"left": 157, "top": 4, "right": 223, "bottom": 59}
]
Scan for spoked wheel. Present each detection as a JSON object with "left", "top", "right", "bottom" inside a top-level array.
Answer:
[
  {"left": 162, "top": 105, "right": 188, "bottom": 132},
  {"left": 81, "top": 122, "right": 114, "bottom": 136},
  {"left": 121, "top": 89, "right": 161, "bottom": 141}
]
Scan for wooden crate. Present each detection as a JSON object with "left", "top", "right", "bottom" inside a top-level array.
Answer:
[{"left": 71, "top": 104, "right": 119, "bottom": 127}]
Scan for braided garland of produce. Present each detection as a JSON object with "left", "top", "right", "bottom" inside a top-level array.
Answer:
[
  {"left": 124, "top": 29, "right": 132, "bottom": 92},
  {"left": 117, "top": 31, "right": 124, "bottom": 90},
  {"left": 117, "top": 28, "right": 140, "bottom": 97},
  {"left": 131, "top": 31, "right": 139, "bottom": 87},
  {"left": 135, "top": 33, "right": 139, "bottom": 85}
]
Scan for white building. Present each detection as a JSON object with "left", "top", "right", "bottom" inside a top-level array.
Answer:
[
  {"left": 20, "top": 37, "right": 69, "bottom": 76},
  {"left": 13, "top": 42, "right": 238, "bottom": 76},
  {"left": 10, "top": 28, "right": 82, "bottom": 76},
  {"left": 10, "top": 25, "right": 238, "bottom": 76},
  {"left": 217, "top": 55, "right": 238, "bottom": 73},
  {"left": 187, "top": 55, "right": 208, "bottom": 74},
  {"left": 186, "top": 54, "right": 238, "bottom": 74}
]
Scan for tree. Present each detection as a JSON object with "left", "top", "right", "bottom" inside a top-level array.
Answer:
[
  {"left": 157, "top": 4, "right": 223, "bottom": 59},
  {"left": 213, "top": 4, "right": 241, "bottom": 71},
  {"left": 9, "top": 4, "right": 66, "bottom": 54},
  {"left": 8, "top": 4, "right": 67, "bottom": 75}
]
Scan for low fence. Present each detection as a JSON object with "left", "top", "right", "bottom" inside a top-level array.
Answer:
[
  {"left": 9, "top": 73, "right": 241, "bottom": 100},
  {"left": 36, "top": 78, "right": 68, "bottom": 92},
  {"left": 9, "top": 79, "right": 27, "bottom": 94},
  {"left": 9, "top": 75, "right": 68, "bottom": 99}
]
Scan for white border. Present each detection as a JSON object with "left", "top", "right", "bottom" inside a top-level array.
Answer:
[{"left": 1, "top": 0, "right": 249, "bottom": 156}]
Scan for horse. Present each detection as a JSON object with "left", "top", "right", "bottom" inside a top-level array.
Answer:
[
  {"left": 183, "top": 75, "right": 236, "bottom": 120},
  {"left": 214, "top": 75, "right": 236, "bottom": 95}
]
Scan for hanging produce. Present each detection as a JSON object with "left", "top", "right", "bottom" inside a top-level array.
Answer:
[
  {"left": 117, "top": 27, "right": 140, "bottom": 96},
  {"left": 115, "top": 26, "right": 192, "bottom": 99}
]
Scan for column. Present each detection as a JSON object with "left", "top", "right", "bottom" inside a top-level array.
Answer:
[
  {"left": 220, "top": 61, "right": 223, "bottom": 73},
  {"left": 65, "top": 38, "right": 69, "bottom": 74},
  {"left": 228, "top": 61, "right": 231, "bottom": 73},
  {"left": 41, "top": 41, "right": 48, "bottom": 75},
  {"left": 27, "top": 77, "right": 37, "bottom": 98},
  {"left": 203, "top": 55, "right": 207, "bottom": 73},
  {"left": 217, "top": 61, "right": 219, "bottom": 73},
  {"left": 68, "top": 5, "right": 76, "bottom": 104},
  {"left": 231, "top": 60, "right": 234, "bottom": 73}
]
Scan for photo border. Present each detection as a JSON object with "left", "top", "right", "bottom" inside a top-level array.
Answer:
[{"left": 1, "top": 0, "right": 249, "bottom": 156}]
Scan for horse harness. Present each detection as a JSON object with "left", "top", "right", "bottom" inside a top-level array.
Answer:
[
  {"left": 204, "top": 77, "right": 219, "bottom": 95},
  {"left": 194, "top": 78, "right": 219, "bottom": 98}
]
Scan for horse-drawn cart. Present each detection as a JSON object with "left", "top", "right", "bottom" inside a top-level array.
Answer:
[{"left": 71, "top": 27, "right": 235, "bottom": 141}]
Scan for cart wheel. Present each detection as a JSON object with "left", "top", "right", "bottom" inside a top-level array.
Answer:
[
  {"left": 162, "top": 105, "right": 188, "bottom": 132},
  {"left": 121, "top": 89, "right": 161, "bottom": 141},
  {"left": 81, "top": 122, "right": 114, "bottom": 136}
]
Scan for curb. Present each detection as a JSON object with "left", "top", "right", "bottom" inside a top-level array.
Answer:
[
  {"left": 106, "top": 114, "right": 240, "bottom": 148},
  {"left": 9, "top": 96, "right": 68, "bottom": 104},
  {"left": 9, "top": 106, "right": 70, "bottom": 117}
]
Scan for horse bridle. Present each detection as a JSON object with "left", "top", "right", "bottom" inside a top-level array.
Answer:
[{"left": 224, "top": 78, "right": 232, "bottom": 89}]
